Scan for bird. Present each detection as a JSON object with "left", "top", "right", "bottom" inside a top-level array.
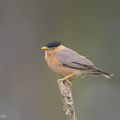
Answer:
[{"left": 41, "top": 41, "right": 113, "bottom": 86}]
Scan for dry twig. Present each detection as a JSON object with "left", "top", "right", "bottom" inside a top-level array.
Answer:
[{"left": 58, "top": 80, "right": 77, "bottom": 120}]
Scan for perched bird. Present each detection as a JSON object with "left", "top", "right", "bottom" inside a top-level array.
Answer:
[{"left": 41, "top": 41, "right": 113, "bottom": 85}]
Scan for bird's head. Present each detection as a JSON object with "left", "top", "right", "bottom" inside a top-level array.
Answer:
[{"left": 41, "top": 41, "right": 62, "bottom": 50}]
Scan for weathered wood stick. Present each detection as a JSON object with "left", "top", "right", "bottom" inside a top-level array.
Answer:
[{"left": 58, "top": 80, "right": 78, "bottom": 120}]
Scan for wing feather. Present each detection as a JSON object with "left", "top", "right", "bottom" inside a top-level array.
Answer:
[{"left": 54, "top": 48, "right": 95, "bottom": 70}]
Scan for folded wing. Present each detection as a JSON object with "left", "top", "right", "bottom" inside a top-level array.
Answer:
[{"left": 54, "top": 48, "right": 96, "bottom": 70}]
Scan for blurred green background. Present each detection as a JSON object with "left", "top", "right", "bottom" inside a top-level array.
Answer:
[{"left": 0, "top": 0, "right": 120, "bottom": 120}]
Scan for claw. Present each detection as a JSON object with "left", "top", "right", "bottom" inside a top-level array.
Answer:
[
  {"left": 57, "top": 79, "right": 72, "bottom": 86},
  {"left": 57, "top": 74, "right": 74, "bottom": 86}
]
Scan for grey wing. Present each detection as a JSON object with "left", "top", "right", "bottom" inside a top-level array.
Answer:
[{"left": 54, "top": 48, "right": 95, "bottom": 70}]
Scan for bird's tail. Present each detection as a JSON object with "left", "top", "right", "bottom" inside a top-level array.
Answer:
[
  {"left": 99, "top": 70, "right": 113, "bottom": 78},
  {"left": 92, "top": 69, "right": 113, "bottom": 79}
]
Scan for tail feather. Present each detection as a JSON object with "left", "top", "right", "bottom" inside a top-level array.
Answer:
[
  {"left": 99, "top": 70, "right": 113, "bottom": 79},
  {"left": 92, "top": 69, "right": 113, "bottom": 79}
]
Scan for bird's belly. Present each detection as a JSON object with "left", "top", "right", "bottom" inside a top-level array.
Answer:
[
  {"left": 48, "top": 60, "right": 86, "bottom": 79},
  {"left": 47, "top": 59, "right": 76, "bottom": 76},
  {"left": 49, "top": 62, "right": 74, "bottom": 76}
]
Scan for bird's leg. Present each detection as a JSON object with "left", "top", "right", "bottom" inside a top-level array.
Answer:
[{"left": 57, "top": 74, "right": 74, "bottom": 86}]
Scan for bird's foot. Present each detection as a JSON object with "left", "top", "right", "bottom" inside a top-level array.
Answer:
[
  {"left": 57, "top": 79, "right": 72, "bottom": 86},
  {"left": 57, "top": 74, "right": 74, "bottom": 86}
]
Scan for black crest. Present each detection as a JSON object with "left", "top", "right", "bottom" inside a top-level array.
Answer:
[{"left": 45, "top": 41, "right": 62, "bottom": 48}]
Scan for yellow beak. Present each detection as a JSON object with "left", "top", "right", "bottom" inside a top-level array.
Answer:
[{"left": 41, "top": 46, "right": 47, "bottom": 50}]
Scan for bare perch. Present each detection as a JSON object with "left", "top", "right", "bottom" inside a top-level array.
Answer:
[{"left": 58, "top": 80, "right": 78, "bottom": 120}]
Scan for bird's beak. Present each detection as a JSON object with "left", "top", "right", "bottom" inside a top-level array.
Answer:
[{"left": 41, "top": 46, "right": 47, "bottom": 50}]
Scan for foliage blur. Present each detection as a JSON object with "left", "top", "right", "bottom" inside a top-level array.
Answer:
[{"left": 0, "top": 0, "right": 120, "bottom": 120}]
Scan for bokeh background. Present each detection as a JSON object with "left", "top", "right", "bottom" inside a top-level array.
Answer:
[{"left": 0, "top": 0, "right": 120, "bottom": 120}]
